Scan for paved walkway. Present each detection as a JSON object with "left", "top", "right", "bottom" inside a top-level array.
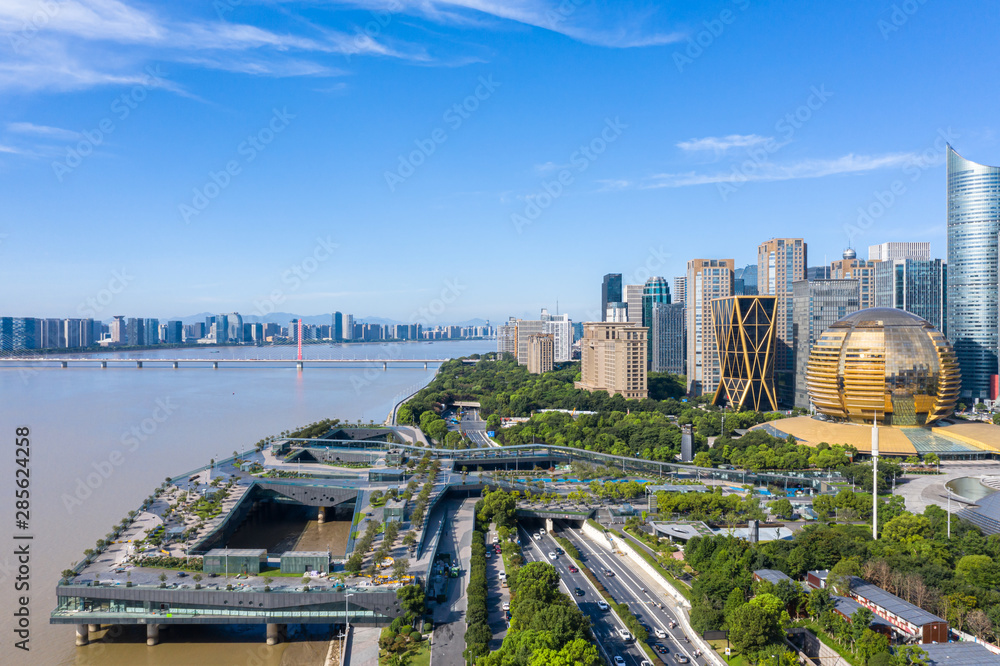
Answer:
[
  {"left": 897, "top": 462, "right": 1000, "bottom": 513},
  {"left": 485, "top": 526, "right": 510, "bottom": 651},
  {"left": 431, "top": 498, "right": 476, "bottom": 666},
  {"left": 343, "top": 626, "right": 380, "bottom": 666}
]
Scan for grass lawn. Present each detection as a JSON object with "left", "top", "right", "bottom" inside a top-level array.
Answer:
[
  {"left": 708, "top": 639, "right": 747, "bottom": 665},
  {"left": 379, "top": 640, "right": 431, "bottom": 666}
]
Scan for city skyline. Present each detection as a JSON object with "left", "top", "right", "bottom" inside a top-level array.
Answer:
[{"left": 2, "top": 2, "right": 999, "bottom": 321}]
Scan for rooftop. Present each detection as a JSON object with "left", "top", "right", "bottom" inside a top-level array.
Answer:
[
  {"left": 753, "top": 569, "right": 793, "bottom": 585},
  {"left": 920, "top": 643, "right": 1000, "bottom": 665},
  {"left": 850, "top": 576, "right": 944, "bottom": 627}
]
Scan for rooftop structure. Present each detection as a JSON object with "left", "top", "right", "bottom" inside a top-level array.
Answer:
[{"left": 848, "top": 576, "right": 948, "bottom": 643}]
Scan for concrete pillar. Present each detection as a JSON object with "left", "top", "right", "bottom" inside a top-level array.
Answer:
[
  {"left": 76, "top": 624, "right": 89, "bottom": 646},
  {"left": 213, "top": 361, "right": 219, "bottom": 369},
  {"left": 136, "top": 361, "right": 143, "bottom": 369},
  {"left": 266, "top": 623, "right": 282, "bottom": 645},
  {"left": 173, "top": 361, "right": 179, "bottom": 369},
  {"left": 296, "top": 361, "right": 304, "bottom": 370},
  {"left": 88, "top": 623, "right": 101, "bottom": 633},
  {"left": 382, "top": 361, "right": 387, "bottom": 371},
  {"left": 101, "top": 361, "right": 107, "bottom": 368},
  {"left": 318, "top": 506, "right": 327, "bottom": 524},
  {"left": 146, "top": 623, "right": 160, "bottom": 646},
  {"left": 61, "top": 361, "right": 68, "bottom": 368},
  {"left": 424, "top": 362, "right": 428, "bottom": 370}
]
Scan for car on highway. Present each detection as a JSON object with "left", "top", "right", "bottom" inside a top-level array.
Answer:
[
  {"left": 675, "top": 656, "right": 689, "bottom": 664},
  {"left": 485, "top": 551, "right": 492, "bottom": 559},
  {"left": 597, "top": 601, "right": 609, "bottom": 611},
  {"left": 533, "top": 533, "right": 541, "bottom": 541},
  {"left": 617, "top": 628, "right": 632, "bottom": 641},
  {"left": 574, "top": 587, "right": 584, "bottom": 596},
  {"left": 613, "top": 657, "right": 626, "bottom": 665},
  {"left": 655, "top": 628, "right": 667, "bottom": 638},
  {"left": 604, "top": 569, "right": 615, "bottom": 577},
  {"left": 641, "top": 661, "right": 654, "bottom": 666},
  {"left": 568, "top": 565, "right": 578, "bottom": 573},
  {"left": 657, "top": 645, "right": 668, "bottom": 654},
  {"left": 669, "top": 620, "right": 678, "bottom": 628},
  {"left": 539, "top": 529, "right": 546, "bottom": 535},
  {"left": 548, "top": 552, "right": 557, "bottom": 560}
]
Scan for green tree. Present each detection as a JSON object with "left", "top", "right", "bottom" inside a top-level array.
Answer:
[
  {"left": 807, "top": 587, "right": 835, "bottom": 620},
  {"left": 856, "top": 628, "right": 889, "bottom": 664},
  {"left": 527, "top": 638, "right": 600, "bottom": 666},
  {"left": 769, "top": 498, "right": 794, "bottom": 519},
  {"left": 729, "top": 603, "right": 779, "bottom": 655},
  {"left": 693, "top": 452, "right": 713, "bottom": 468},
  {"left": 397, "top": 584, "right": 425, "bottom": 616},
  {"left": 956, "top": 554, "right": 1000, "bottom": 588},
  {"left": 881, "top": 514, "right": 931, "bottom": 544}
]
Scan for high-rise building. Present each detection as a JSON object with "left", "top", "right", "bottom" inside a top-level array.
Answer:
[
  {"left": 13, "top": 318, "right": 39, "bottom": 350},
  {"left": 651, "top": 302, "right": 685, "bottom": 374},
  {"left": 830, "top": 249, "right": 877, "bottom": 309},
  {"left": 111, "top": 316, "right": 126, "bottom": 344},
  {"left": 686, "top": 258, "right": 735, "bottom": 396},
  {"left": 711, "top": 296, "right": 778, "bottom": 411},
  {"left": 792, "top": 279, "right": 861, "bottom": 408},
  {"left": 575, "top": 322, "right": 648, "bottom": 400},
  {"left": 344, "top": 315, "right": 355, "bottom": 341},
  {"left": 757, "top": 238, "right": 806, "bottom": 405},
  {"left": 0, "top": 317, "right": 13, "bottom": 352},
  {"left": 540, "top": 308, "right": 572, "bottom": 362},
  {"left": 166, "top": 320, "right": 183, "bottom": 344},
  {"left": 126, "top": 318, "right": 144, "bottom": 346},
  {"left": 602, "top": 273, "right": 623, "bottom": 322},
  {"left": 806, "top": 266, "right": 831, "bottom": 280},
  {"left": 642, "top": 277, "right": 671, "bottom": 368},
  {"left": 526, "top": 333, "right": 554, "bottom": 374},
  {"left": 605, "top": 302, "right": 629, "bottom": 322},
  {"left": 145, "top": 318, "right": 160, "bottom": 344},
  {"left": 874, "top": 259, "right": 947, "bottom": 333},
  {"left": 332, "top": 312, "right": 344, "bottom": 341},
  {"left": 41, "top": 318, "right": 63, "bottom": 348},
  {"left": 63, "top": 319, "right": 81, "bottom": 349},
  {"left": 947, "top": 146, "right": 1000, "bottom": 400},
  {"left": 624, "top": 284, "right": 643, "bottom": 324},
  {"left": 514, "top": 318, "right": 546, "bottom": 365},
  {"left": 734, "top": 265, "right": 759, "bottom": 295},
  {"left": 673, "top": 276, "right": 687, "bottom": 307},
  {"left": 80, "top": 318, "right": 95, "bottom": 347},
  {"left": 869, "top": 242, "right": 931, "bottom": 262}
]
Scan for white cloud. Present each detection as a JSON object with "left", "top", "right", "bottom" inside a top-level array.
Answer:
[
  {"left": 640, "top": 152, "right": 925, "bottom": 189},
  {"left": 677, "top": 134, "right": 772, "bottom": 153},
  {"left": 6, "top": 121, "right": 80, "bottom": 140}
]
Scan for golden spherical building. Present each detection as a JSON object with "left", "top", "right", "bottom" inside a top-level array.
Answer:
[{"left": 806, "top": 308, "right": 960, "bottom": 426}]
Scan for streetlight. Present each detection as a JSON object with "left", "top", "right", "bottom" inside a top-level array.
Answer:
[{"left": 345, "top": 592, "right": 355, "bottom": 636}]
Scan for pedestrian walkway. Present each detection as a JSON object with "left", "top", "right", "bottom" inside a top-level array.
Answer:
[
  {"left": 343, "top": 626, "right": 380, "bottom": 666},
  {"left": 430, "top": 498, "right": 476, "bottom": 666}
]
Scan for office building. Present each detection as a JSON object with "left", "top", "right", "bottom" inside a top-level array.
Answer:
[
  {"left": 601, "top": 273, "right": 622, "bottom": 322},
  {"left": 111, "top": 316, "right": 125, "bottom": 344},
  {"left": 711, "top": 296, "right": 778, "bottom": 411},
  {"left": 624, "top": 284, "right": 643, "bottom": 324},
  {"left": 874, "top": 259, "right": 947, "bottom": 333},
  {"left": 651, "top": 302, "right": 685, "bottom": 374},
  {"left": 540, "top": 308, "right": 572, "bottom": 362},
  {"left": 757, "top": 238, "right": 806, "bottom": 405},
  {"left": 526, "top": 333, "right": 554, "bottom": 374},
  {"left": 642, "top": 277, "right": 671, "bottom": 367},
  {"left": 126, "top": 318, "right": 144, "bottom": 346},
  {"left": 869, "top": 242, "right": 931, "bottom": 262},
  {"left": 63, "top": 319, "right": 81, "bottom": 349},
  {"left": 344, "top": 314, "right": 355, "bottom": 341},
  {"left": 575, "top": 322, "right": 648, "bottom": 400},
  {"left": 605, "top": 302, "right": 628, "bottom": 323},
  {"left": 40, "top": 318, "right": 63, "bottom": 348},
  {"left": 831, "top": 248, "right": 877, "bottom": 309},
  {"left": 806, "top": 266, "right": 831, "bottom": 280},
  {"left": 673, "top": 276, "right": 686, "bottom": 307},
  {"left": 0, "top": 317, "right": 39, "bottom": 351},
  {"left": 80, "top": 318, "right": 95, "bottom": 347},
  {"left": 734, "top": 264, "right": 759, "bottom": 295},
  {"left": 514, "top": 318, "right": 546, "bottom": 365},
  {"left": 792, "top": 279, "right": 861, "bottom": 408},
  {"left": 331, "top": 312, "right": 343, "bottom": 341},
  {"left": 686, "top": 258, "right": 735, "bottom": 397},
  {"left": 144, "top": 318, "right": 160, "bottom": 344},
  {"left": 165, "top": 321, "right": 183, "bottom": 344},
  {"left": 496, "top": 317, "right": 516, "bottom": 356},
  {"left": 947, "top": 146, "right": 1000, "bottom": 400}
]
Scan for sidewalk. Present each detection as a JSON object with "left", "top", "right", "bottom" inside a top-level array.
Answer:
[{"left": 430, "top": 498, "right": 476, "bottom": 666}]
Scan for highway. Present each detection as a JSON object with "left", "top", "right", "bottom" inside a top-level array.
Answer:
[
  {"left": 517, "top": 523, "right": 648, "bottom": 666},
  {"left": 557, "top": 524, "right": 706, "bottom": 666},
  {"left": 450, "top": 407, "right": 500, "bottom": 447}
]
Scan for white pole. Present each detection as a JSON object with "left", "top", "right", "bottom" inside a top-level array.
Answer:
[{"left": 871, "top": 413, "right": 879, "bottom": 541}]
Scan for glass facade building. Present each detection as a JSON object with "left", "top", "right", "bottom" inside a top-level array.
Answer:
[
  {"left": 874, "top": 259, "right": 947, "bottom": 334},
  {"left": 651, "top": 302, "right": 685, "bottom": 374},
  {"left": 601, "top": 273, "right": 622, "bottom": 322},
  {"left": 947, "top": 146, "right": 1000, "bottom": 400},
  {"left": 642, "top": 276, "right": 671, "bottom": 367},
  {"left": 792, "top": 279, "right": 861, "bottom": 408},
  {"left": 806, "top": 308, "right": 960, "bottom": 425},
  {"left": 711, "top": 296, "right": 778, "bottom": 411}
]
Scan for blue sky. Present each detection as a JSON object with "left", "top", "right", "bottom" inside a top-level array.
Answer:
[{"left": 1, "top": 0, "right": 998, "bottom": 324}]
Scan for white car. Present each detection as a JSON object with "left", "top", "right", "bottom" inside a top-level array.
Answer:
[
  {"left": 493, "top": 536, "right": 499, "bottom": 544},
  {"left": 533, "top": 533, "right": 541, "bottom": 541},
  {"left": 502, "top": 602, "right": 510, "bottom": 611},
  {"left": 597, "top": 601, "right": 609, "bottom": 611},
  {"left": 617, "top": 628, "right": 632, "bottom": 641},
  {"left": 548, "top": 552, "right": 557, "bottom": 560},
  {"left": 655, "top": 628, "right": 667, "bottom": 638},
  {"left": 641, "top": 661, "right": 653, "bottom": 666},
  {"left": 614, "top": 657, "right": 626, "bottom": 665},
  {"left": 539, "top": 529, "right": 546, "bottom": 535}
]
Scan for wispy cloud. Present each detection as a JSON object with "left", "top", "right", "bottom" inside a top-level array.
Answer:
[
  {"left": 677, "top": 134, "right": 772, "bottom": 153},
  {"left": 6, "top": 121, "right": 80, "bottom": 140},
  {"left": 635, "top": 152, "right": 926, "bottom": 189}
]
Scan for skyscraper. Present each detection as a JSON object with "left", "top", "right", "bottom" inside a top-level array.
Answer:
[
  {"left": 624, "top": 284, "right": 643, "bottom": 324},
  {"left": 497, "top": 317, "right": 517, "bottom": 355},
  {"left": 145, "top": 318, "right": 160, "bottom": 344},
  {"left": 947, "top": 146, "right": 1000, "bottom": 400},
  {"left": 651, "top": 302, "right": 685, "bottom": 374},
  {"left": 712, "top": 296, "right": 778, "bottom": 411},
  {"left": 601, "top": 273, "right": 622, "bottom": 322},
  {"left": 526, "top": 333, "right": 554, "bottom": 374},
  {"left": 673, "top": 276, "right": 686, "bottom": 307},
  {"left": 540, "top": 308, "right": 572, "bottom": 362},
  {"left": 166, "top": 320, "right": 183, "bottom": 344},
  {"left": 734, "top": 264, "right": 759, "bottom": 295},
  {"left": 831, "top": 249, "right": 877, "bottom": 309},
  {"left": 332, "top": 312, "right": 344, "bottom": 341},
  {"left": 605, "top": 302, "right": 628, "bottom": 322},
  {"left": 126, "top": 318, "right": 144, "bottom": 346},
  {"left": 874, "top": 259, "right": 947, "bottom": 333},
  {"left": 111, "top": 316, "right": 126, "bottom": 344},
  {"left": 344, "top": 315, "right": 355, "bottom": 341},
  {"left": 686, "top": 258, "right": 735, "bottom": 396},
  {"left": 869, "top": 242, "right": 931, "bottom": 262},
  {"left": 758, "top": 238, "right": 806, "bottom": 404},
  {"left": 792, "top": 279, "right": 861, "bottom": 408},
  {"left": 641, "top": 277, "right": 671, "bottom": 368},
  {"left": 575, "top": 322, "right": 648, "bottom": 400}
]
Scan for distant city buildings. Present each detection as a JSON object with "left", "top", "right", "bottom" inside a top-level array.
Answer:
[
  {"left": 830, "top": 249, "right": 876, "bottom": 309},
  {"left": 575, "top": 322, "right": 648, "bottom": 400},
  {"left": 874, "top": 258, "right": 947, "bottom": 333},
  {"left": 869, "top": 242, "right": 931, "bottom": 262},
  {"left": 526, "top": 333, "right": 554, "bottom": 374},
  {"left": 686, "top": 258, "right": 734, "bottom": 397}
]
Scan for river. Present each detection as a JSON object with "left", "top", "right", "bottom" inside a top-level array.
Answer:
[{"left": 0, "top": 340, "right": 492, "bottom": 666}]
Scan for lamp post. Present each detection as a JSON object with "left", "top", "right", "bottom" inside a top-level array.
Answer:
[{"left": 345, "top": 592, "right": 355, "bottom": 636}]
